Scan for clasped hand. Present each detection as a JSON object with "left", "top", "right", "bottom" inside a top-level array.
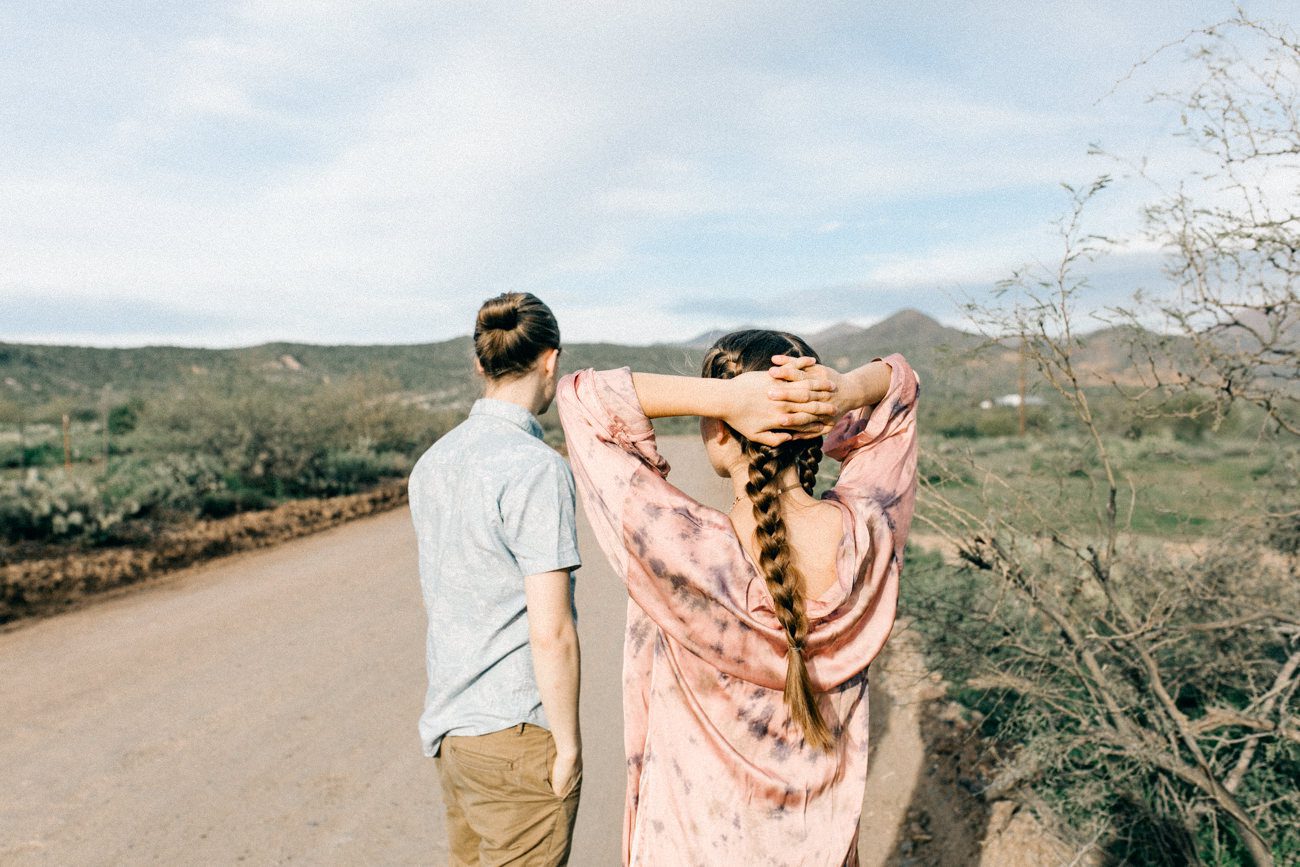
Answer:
[{"left": 724, "top": 355, "right": 843, "bottom": 447}]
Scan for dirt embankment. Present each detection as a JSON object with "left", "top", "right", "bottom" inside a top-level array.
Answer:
[
  {"left": 0, "top": 481, "right": 407, "bottom": 627},
  {"left": 868, "top": 627, "right": 1100, "bottom": 867}
]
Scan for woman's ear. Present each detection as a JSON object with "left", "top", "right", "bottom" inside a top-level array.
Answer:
[
  {"left": 702, "top": 416, "right": 731, "bottom": 445},
  {"left": 472, "top": 356, "right": 486, "bottom": 378}
]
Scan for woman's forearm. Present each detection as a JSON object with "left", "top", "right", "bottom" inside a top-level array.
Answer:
[
  {"left": 630, "top": 372, "right": 734, "bottom": 420},
  {"left": 836, "top": 359, "right": 893, "bottom": 414}
]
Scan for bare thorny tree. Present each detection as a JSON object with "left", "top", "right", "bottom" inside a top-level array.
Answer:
[{"left": 915, "top": 11, "right": 1299, "bottom": 866}]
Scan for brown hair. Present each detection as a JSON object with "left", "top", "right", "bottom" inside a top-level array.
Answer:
[
  {"left": 473, "top": 292, "right": 561, "bottom": 379},
  {"left": 701, "top": 329, "right": 833, "bottom": 751}
]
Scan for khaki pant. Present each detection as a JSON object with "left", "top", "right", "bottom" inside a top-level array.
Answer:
[{"left": 436, "top": 723, "right": 581, "bottom": 866}]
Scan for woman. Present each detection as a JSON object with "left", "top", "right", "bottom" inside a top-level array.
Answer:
[{"left": 555, "top": 329, "right": 919, "bottom": 866}]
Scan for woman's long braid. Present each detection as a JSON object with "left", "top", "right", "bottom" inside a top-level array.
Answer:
[{"left": 704, "top": 342, "right": 833, "bottom": 751}]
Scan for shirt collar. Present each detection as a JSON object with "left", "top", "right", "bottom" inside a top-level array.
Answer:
[{"left": 470, "top": 397, "right": 545, "bottom": 440}]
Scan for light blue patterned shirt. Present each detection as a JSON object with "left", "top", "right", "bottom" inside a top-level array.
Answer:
[{"left": 408, "top": 397, "right": 581, "bottom": 758}]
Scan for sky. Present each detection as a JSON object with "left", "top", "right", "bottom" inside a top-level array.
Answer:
[{"left": 1, "top": 1, "right": 1294, "bottom": 348}]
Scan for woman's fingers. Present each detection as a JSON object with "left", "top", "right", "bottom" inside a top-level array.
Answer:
[
  {"left": 750, "top": 430, "right": 792, "bottom": 447},
  {"left": 767, "top": 355, "right": 818, "bottom": 381},
  {"left": 779, "top": 409, "right": 834, "bottom": 427},
  {"left": 771, "top": 354, "right": 817, "bottom": 369},
  {"left": 768, "top": 364, "right": 809, "bottom": 382},
  {"left": 779, "top": 401, "right": 836, "bottom": 420},
  {"left": 766, "top": 381, "right": 835, "bottom": 402},
  {"left": 785, "top": 420, "right": 835, "bottom": 440}
]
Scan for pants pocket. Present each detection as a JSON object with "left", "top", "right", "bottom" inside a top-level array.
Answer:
[{"left": 445, "top": 737, "right": 515, "bottom": 776}]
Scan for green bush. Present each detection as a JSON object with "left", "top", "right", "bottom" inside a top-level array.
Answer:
[
  {"left": 0, "top": 440, "right": 64, "bottom": 469},
  {"left": 107, "top": 401, "right": 142, "bottom": 435},
  {"left": 301, "top": 447, "right": 407, "bottom": 497},
  {"left": 198, "top": 487, "right": 273, "bottom": 519}
]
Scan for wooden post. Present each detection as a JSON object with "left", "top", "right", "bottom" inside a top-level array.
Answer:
[
  {"left": 62, "top": 412, "right": 72, "bottom": 474},
  {"left": 17, "top": 404, "right": 25, "bottom": 470}
]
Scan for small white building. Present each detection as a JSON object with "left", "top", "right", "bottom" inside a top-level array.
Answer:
[{"left": 980, "top": 394, "right": 1047, "bottom": 410}]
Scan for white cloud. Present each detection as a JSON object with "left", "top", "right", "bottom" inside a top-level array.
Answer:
[{"left": 3, "top": 0, "right": 1285, "bottom": 346}]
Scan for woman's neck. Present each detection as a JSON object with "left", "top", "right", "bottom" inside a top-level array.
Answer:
[{"left": 728, "top": 465, "right": 815, "bottom": 510}]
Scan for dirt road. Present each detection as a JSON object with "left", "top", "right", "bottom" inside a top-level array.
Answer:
[{"left": 1, "top": 437, "right": 925, "bottom": 865}]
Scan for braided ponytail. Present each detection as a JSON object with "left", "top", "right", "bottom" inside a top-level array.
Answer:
[
  {"left": 702, "top": 330, "right": 834, "bottom": 752},
  {"left": 743, "top": 439, "right": 834, "bottom": 751}
]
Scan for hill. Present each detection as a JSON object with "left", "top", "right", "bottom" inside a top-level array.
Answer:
[{"left": 0, "top": 310, "right": 1165, "bottom": 419}]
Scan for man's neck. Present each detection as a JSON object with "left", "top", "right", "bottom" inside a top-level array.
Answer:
[{"left": 483, "top": 380, "right": 543, "bottom": 417}]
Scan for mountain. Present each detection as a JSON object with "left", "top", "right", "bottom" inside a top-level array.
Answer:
[
  {"left": 678, "top": 324, "right": 763, "bottom": 349},
  {"left": 0, "top": 335, "right": 704, "bottom": 417},
  {"left": 806, "top": 321, "right": 868, "bottom": 344}
]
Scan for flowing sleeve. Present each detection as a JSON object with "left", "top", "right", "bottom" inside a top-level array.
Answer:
[
  {"left": 823, "top": 352, "right": 920, "bottom": 561},
  {"left": 556, "top": 367, "right": 794, "bottom": 689},
  {"left": 554, "top": 366, "right": 673, "bottom": 579}
]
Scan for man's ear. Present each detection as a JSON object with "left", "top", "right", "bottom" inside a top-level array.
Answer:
[{"left": 543, "top": 347, "right": 561, "bottom": 378}]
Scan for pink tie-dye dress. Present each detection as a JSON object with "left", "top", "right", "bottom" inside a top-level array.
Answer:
[{"left": 555, "top": 353, "right": 919, "bottom": 867}]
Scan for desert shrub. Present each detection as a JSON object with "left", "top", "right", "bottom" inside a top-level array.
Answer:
[
  {"left": 0, "top": 473, "right": 126, "bottom": 542},
  {"left": 129, "top": 372, "right": 438, "bottom": 498},
  {"left": 99, "top": 454, "right": 226, "bottom": 519},
  {"left": 0, "top": 455, "right": 229, "bottom": 544},
  {"left": 932, "top": 18, "right": 1300, "bottom": 854},
  {"left": 908, "top": 532, "right": 1300, "bottom": 865}
]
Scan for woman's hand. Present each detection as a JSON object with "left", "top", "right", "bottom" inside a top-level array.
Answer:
[
  {"left": 722, "top": 368, "right": 838, "bottom": 446},
  {"left": 768, "top": 355, "right": 850, "bottom": 420}
]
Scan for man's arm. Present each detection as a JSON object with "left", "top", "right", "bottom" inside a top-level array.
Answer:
[{"left": 524, "top": 569, "right": 581, "bottom": 795}]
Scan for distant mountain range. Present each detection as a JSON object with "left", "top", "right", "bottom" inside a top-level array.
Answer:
[
  {"left": 0, "top": 309, "right": 1160, "bottom": 414},
  {"left": 677, "top": 310, "right": 975, "bottom": 353}
]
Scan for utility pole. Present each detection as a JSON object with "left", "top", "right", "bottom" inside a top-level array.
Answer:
[
  {"left": 100, "top": 387, "right": 111, "bottom": 469},
  {"left": 16, "top": 403, "right": 26, "bottom": 471},
  {"left": 1017, "top": 337, "right": 1027, "bottom": 437},
  {"left": 62, "top": 413, "right": 72, "bottom": 474}
]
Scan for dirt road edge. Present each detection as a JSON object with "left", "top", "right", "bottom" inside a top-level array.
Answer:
[{"left": 0, "top": 480, "right": 407, "bottom": 628}]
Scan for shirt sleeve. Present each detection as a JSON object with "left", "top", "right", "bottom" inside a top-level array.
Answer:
[
  {"left": 499, "top": 455, "right": 582, "bottom": 577},
  {"left": 823, "top": 352, "right": 920, "bottom": 557}
]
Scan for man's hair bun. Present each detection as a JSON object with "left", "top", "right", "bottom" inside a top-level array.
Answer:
[
  {"left": 479, "top": 304, "right": 520, "bottom": 332},
  {"left": 473, "top": 292, "right": 560, "bottom": 379}
]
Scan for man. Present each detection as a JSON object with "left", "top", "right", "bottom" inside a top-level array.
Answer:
[{"left": 408, "top": 292, "right": 581, "bottom": 865}]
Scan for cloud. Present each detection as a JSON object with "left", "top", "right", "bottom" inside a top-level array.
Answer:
[{"left": 2, "top": 294, "right": 249, "bottom": 344}]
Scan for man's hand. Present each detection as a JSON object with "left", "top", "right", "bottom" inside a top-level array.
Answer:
[
  {"left": 550, "top": 747, "right": 581, "bottom": 797},
  {"left": 723, "top": 369, "right": 837, "bottom": 446}
]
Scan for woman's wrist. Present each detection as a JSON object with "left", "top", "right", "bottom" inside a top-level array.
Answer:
[{"left": 840, "top": 360, "right": 891, "bottom": 412}]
